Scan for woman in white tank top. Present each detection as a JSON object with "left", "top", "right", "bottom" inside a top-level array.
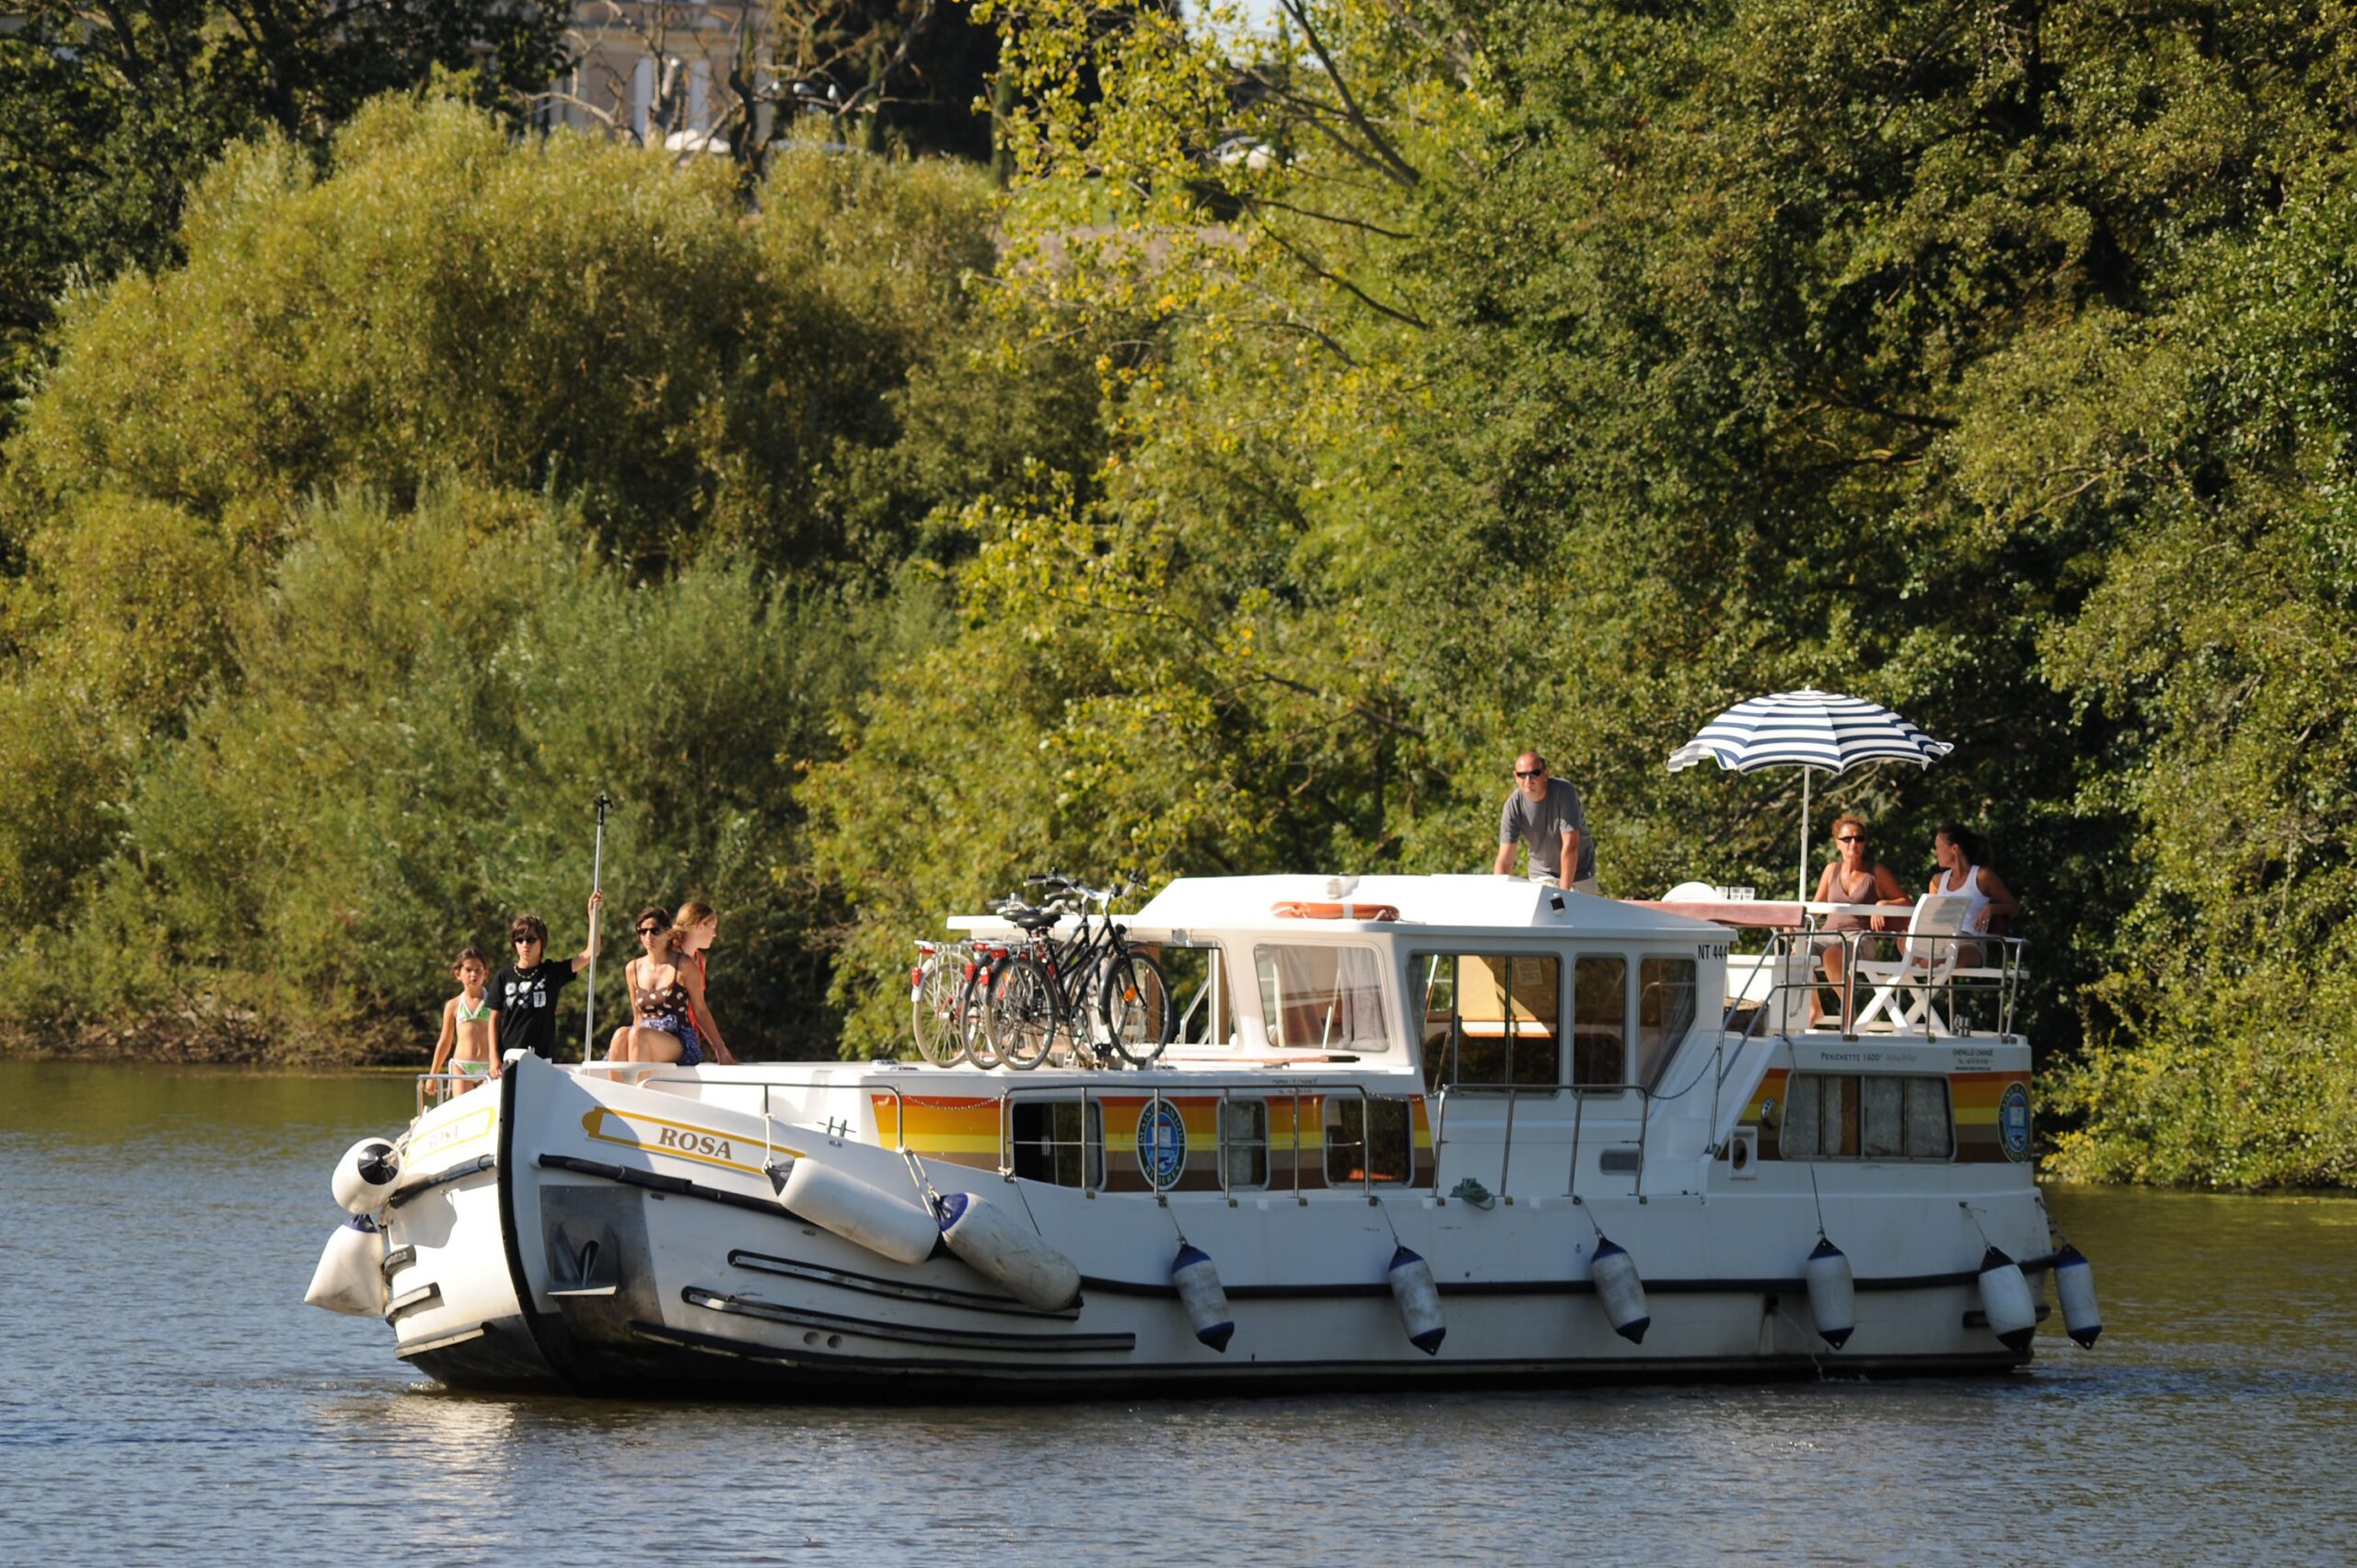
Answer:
[{"left": 1930, "top": 824, "right": 2019, "bottom": 967}]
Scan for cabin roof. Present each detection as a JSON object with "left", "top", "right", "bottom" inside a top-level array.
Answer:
[{"left": 1122, "top": 874, "right": 1726, "bottom": 942}]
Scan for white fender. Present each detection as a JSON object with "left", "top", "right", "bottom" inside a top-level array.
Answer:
[
  {"left": 936, "top": 1192, "right": 1081, "bottom": 1311},
  {"left": 304, "top": 1215, "right": 387, "bottom": 1316},
  {"left": 2053, "top": 1243, "right": 2103, "bottom": 1348},
  {"left": 1977, "top": 1246, "right": 2038, "bottom": 1352},
  {"left": 1171, "top": 1243, "right": 1236, "bottom": 1352},
  {"left": 1387, "top": 1245, "right": 1446, "bottom": 1354},
  {"left": 331, "top": 1137, "right": 401, "bottom": 1214},
  {"left": 1805, "top": 1236, "right": 1856, "bottom": 1350},
  {"left": 780, "top": 1158, "right": 939, "bottom": 1267},
  {"left": 1590, "top": 1236, "right": 1651, "bottom": 1344}
]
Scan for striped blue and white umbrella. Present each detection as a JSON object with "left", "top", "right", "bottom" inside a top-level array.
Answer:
[{"left": 1667, "top": 688, "right": 1952, "bottom": 898}]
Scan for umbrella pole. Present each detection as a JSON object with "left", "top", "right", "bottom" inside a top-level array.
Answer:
[{"left": 1798, "top": 767, "right": 1811, "bottom": 902}]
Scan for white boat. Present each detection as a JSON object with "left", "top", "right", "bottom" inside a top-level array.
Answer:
[{"left": 312, "top": 874, "right": 2091, "bottom": 1396}]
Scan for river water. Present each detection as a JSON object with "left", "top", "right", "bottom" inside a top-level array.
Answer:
[{"left": 3, "top": 1063, "right": 2353, "bottom": 1564}]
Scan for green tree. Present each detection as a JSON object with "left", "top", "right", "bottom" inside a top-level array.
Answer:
[
  {"left": 6, "top": 94, "right": 999, "bottom": 575},
  {"left": 2040, "top": 169, "right": 2357, "bottom": 1187},
  {"left": 0, "top": 94, "right": 1093, "bottom": 1055},
  {"left": 0, "top": 93, "right": 1002, "bottom": 904},
  {"left": 0, "top": 0, "right": 568, "bottom": 428},
  {"left": 1, "top": 483, "right": 867, "bottom": 1060},
  {"left": 809, "top": 0, "right": 2357, "bottom": 1197}
]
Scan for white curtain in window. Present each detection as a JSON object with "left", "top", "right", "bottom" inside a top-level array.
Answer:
[{"left": 1262, "top": 947, "right": 1389, "bottom": 1050}]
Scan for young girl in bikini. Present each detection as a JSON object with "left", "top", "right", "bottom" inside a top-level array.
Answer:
[{"left": 427, "top": 947, "right": 496, "bottom": 1097}]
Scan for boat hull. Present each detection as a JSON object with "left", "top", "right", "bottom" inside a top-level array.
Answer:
[{"left": 379, "top": 1057, "right": 2049, "bottom": 1399}]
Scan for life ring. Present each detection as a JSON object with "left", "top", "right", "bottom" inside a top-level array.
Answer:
[{"left": 1271, "top": 900, "right": 1401, "bottom": 922}]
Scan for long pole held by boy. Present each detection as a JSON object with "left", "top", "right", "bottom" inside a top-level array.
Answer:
[{"left": 581, "top": 794, "right": 610, "bottom": 1060}]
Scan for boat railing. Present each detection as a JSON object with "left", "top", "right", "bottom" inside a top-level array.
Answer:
[
  {"left": 992, "top": 1077, "right": 1407, "bottom": 1205},
  {"left": 540, "top": 1064, "right": 1406, "bottom": 1208},
  {"left": 1722, "top": 928, "right": 2027, "bottom": 1041},
  {"left": 413, "top": 1071, "right": 493, "bottom": 1116}
]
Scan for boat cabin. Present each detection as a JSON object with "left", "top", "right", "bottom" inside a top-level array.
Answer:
[{"left": 909, "top": 873, "right": 2024, "bottom": 1202}]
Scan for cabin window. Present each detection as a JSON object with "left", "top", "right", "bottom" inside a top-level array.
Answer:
[
  {"left": 1009, "top": 1100, "right": 1104, "bottom": 1188},
  {"left": 1221, "top": 1098, "right": 1269, "bottom": 1189},
  {"left": 1411, "top": 952, "right": 1561, "bottom": 1092},
  {"left": 1324, "top": 1096, "right": 1413, "bottom": 1187},
  {"left": 1635, "top": 957, "right": 1698, "bottom": 1089},
  {"left": 1780, "top": 1074, "right": 1952, "bottom": 1161},
  {"left": 1254, "top": 946, "right": 1390, "bottom": 1053},
  {"left": 1572, "top": 955, "right": 1629, "bottom": 1088}
]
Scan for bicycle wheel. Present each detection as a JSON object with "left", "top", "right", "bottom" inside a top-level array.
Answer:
[
  {"left": 910, "top": 949, "right": 968, "bottom": 1066},
  {"left": 1098, "top": 950, "right": 1171, "bottom": 1066},
  {"left": 988, "top": 955, "right": 1060, "bottom": 1070},
  {"left": 957, "top": 962, "right": 999, "bottom": 1069}
]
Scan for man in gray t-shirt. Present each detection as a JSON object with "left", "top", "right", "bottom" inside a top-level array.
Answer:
[{"left": 1493, "top": 750, "right": 1598, "bottom": 893}]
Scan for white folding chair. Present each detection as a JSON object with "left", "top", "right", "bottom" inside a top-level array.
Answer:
[{"left": 1851, "top": 895, "right": 1969, "bottom": 1034}]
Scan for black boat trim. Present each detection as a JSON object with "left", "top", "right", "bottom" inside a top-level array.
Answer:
[
  {"left": 727, "top": 1249, "right": 1076, "bottom": 1321},
  {"left": 681, "top": 1288, "right": 1133, "bottom": 1354},
  {"left": 386, "top": 1282, "right": 444, "bottom": 1318},
  {"left": 380, "top": 1244, "right": 416, "bottom": 1281},
  {"left": 623, "top": 1320, "right": 2026, "bottom": 1384},
  {"left": 396, "top": 1323, "right": 488, "bottom": 1359},
  {"left": 1070, "top": 1250, "right": 2061, "bottom": 1302},
  {"left": 538, "top": 1153, "right": 793, "bottom": 1221},
  {"left": 388, "top": 1154, "right": 495, "bottom": 1209}
]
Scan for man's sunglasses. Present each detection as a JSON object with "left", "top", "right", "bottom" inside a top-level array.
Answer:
[
  {"left": 1515, "top": 768, "right": 1546, "bottom": 779},
  {"left": 1837, "top": 834, "right": 1866, "bottom": 843}
]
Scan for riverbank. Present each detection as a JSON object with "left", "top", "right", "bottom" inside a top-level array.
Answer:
[{"left": 0, "top": 1021, "right": 404, "bottom": 1066}]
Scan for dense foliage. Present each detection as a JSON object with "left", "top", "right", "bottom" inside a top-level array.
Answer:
[
  {"left": 0, "top": 98, "right": 1057, "bottom": 1059},
  {"left": 807, "top": 0, "right": 2357, "bottom": 1186},
  {"left": 5, "top": 5, "right": 2354, "bottom": 1186},
  {"left": 0, "top": 0, "right": 568, "bottom": 429}
]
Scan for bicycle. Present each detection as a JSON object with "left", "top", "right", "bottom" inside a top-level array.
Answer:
[{"left": 985, "top": 873, "right": 1172, "bottom": 1070}]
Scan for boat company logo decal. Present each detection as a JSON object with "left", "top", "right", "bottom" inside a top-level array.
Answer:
[
  {"left": 400, "top": 1105, "right": 495, "bottom": 1166},
  {"left": 1998, "top": 1082, "right": 2032, "bottom": 1162},
  {"left": 1136, "top": 1099, "right": 1187, "bottom": 1190},
  {"left": 580, "top": 1108, "right": 778, "bottom": 1176}
]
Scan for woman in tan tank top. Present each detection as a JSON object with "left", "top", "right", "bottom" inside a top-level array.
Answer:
[{"left": 1811, "top": 813, "right": 1910, "bottom": 1027}]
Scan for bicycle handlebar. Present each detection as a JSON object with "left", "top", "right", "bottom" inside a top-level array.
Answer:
[{"left": 1015, "top": 871, "right": 1147, "bottom": 907}]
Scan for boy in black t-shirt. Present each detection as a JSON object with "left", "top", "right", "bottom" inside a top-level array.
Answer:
[{"left": 487, "top": 892, "right": 603, "bottom": 1077}]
